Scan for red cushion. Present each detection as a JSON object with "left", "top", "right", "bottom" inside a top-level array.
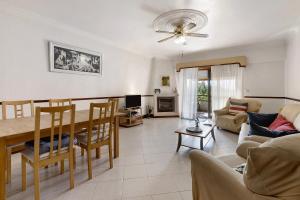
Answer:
[
  {"left": 268, "top": 115, "right": 290, "bottom": 130},
  {"left": 274, "top": 123, "right": 296, "bottom": 131}
]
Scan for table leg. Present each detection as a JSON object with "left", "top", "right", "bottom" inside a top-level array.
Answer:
[
  {"left": 176, "top": 133, "right": 182, "bottom": 152},
  {"left": 0, "top": 138, "right": 7, "bottom": 200},
  {"left": 200, "top": 138, "right": 204, "bottom": 150},
  {"left": 211, "top": 127, "right": 216, "bottom": 141},
  {"left": 114, "top": 115, "right": 120, "bottom": 158}
]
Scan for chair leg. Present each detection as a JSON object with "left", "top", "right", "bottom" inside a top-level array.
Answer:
[
  {"left": 6, "top": 148, "right": 11, "bottom": 184},
  {"left": 60, "top": 160, "right": 64, "bottom": 174},
  {"left": 33, "top": 164, "right": 40, "bottom": 200},
  {"left": 108, "top": 140, "right": 113, "bottom": 169},
  {"left": 96, "top": 148, "right": 100, "bottom": 159},
  {"left": 21, "top": 155, "right": 27, "bottom": 191},
  {"left": 80, "top": 148, "right": 84, "bottom": 156},
  {"left": 87, "top": 147, "right": 92, "bottom": 180},
  {"left": 69, "top": 151, "right": 74, "bottom": 189}
]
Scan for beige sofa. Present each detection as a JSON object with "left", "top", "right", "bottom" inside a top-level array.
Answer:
[
  {"left": 190, "top": 104, "right": 300, "bottom": 200},
  {"left": 214, "top": 98, "right": 262, "bottom": 133}
]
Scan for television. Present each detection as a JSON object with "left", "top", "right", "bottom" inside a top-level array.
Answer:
[{"left": 125, "top": 95, "right": 141, "bottom": 108}]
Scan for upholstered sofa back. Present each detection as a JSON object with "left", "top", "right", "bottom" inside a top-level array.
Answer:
[
  {"left": 280, "top": 103, "right": 300, "bottom": 123},
  {"left": 226, "top": 98, "right": 262, "bottom": 113}
]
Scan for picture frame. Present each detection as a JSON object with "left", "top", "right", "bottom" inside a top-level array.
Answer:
[
  {"left": 49, "top": 41, "right": 102, "bottom": 76},
  {"left": 161, "top": 76, "right": 170, "bottom": 86}
]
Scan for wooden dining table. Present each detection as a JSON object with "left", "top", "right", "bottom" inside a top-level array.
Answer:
[{"left": 0, "top": 109, "right": 123, "bottom": 199}]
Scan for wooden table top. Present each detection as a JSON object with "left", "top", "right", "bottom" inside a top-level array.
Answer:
[
  {"left": 0, "top": 110, "right": 124, "bottom": 140},
  {"left": 175, "top": 123, "right": 216, "bottom": 138}
]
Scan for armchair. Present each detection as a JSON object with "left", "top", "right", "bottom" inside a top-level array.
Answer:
[{"left": 214, "top": 98, "right": 262, "bottom": 133}]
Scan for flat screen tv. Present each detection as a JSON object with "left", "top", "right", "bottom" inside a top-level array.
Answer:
[{"left": 125, "top": 95, "right": 141, "bottom": 108}]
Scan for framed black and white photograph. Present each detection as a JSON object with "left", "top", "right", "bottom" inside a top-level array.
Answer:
[{"left": 49, "top": 41, "right": 102, "bottom": 76}]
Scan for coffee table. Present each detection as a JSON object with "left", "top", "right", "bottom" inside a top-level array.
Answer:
[{"left": 175, "top": 123, "right": 216, "bottom": 151}]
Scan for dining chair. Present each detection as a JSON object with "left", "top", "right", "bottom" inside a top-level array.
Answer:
[
  {"left": 79, "top": 98, "right": 119, "bottom": 159},
  {"left": 49, "top": 98, "right": 72, "bottom": 107},
  {"left": 21, "top": 105, "right": 76, "bottom": 200},
  {"left": 1, "top": 100, "right": 34, "bottom": 184},
  {"left": 75, "top": 102, "right": 115, "bottom": 180},
  {"left": 108, "top": 98, "right": 119, "bottom": 113},
  {"left": 94, "top": 98, "right": 119, "bottom": 159}
]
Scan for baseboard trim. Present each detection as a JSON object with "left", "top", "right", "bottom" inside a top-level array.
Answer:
[{"left": 153, "top": 115, "right": 180, "bottom": 118}]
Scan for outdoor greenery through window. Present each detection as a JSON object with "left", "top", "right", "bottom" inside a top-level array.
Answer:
[
  {"left": 197, "top": 80, "right": 209, "bottom": 113},
  {"left": 198, "top": 81, "right": 208, "bottom": 102}
]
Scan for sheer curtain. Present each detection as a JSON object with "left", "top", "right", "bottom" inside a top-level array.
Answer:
[
  {"left": 181, "top": 68, "right": 198, "bottom": 119},
  {"left": 211, "top": 64, "right": 244, "bottom": 112}
]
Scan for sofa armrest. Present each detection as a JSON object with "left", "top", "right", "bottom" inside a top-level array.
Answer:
[
  {"left": 189, "top": 150, "right": 259, "bottom": 200},
  {"left": 244, "top": 135, "right": 270, "bottom": 144},
  {"left": 214, "top": 108, "right": 228, "bottom": 116}
]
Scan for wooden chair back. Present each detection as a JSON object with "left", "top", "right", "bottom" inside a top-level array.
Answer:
[
  {"left": 108, "top": 98, "right": 119, "bottom": 113},
  {"left": 34, "top": 105, "right": 75, "bottom": 162},
  {"left": 2, "top": 100, "right": 34, "bottom": 120},
  {"left": 49, "top": 99, "right": 72, "bottom": 107},
  {"left": 88, "top": 102, "right": 115, "bottom": 144}
]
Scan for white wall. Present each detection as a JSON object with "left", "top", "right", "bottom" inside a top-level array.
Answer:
[
  {"left": 148, "top": 58, "right": 176, "bottom": 95},
  {"left": 0, "top": 6, "right": 155, "bottom": 117},
  {"left": 173, "top": 41, "right": 287, "bottom": 113},
  {"left": 285, "top": 25, "right": 300, "bottom": 102}
]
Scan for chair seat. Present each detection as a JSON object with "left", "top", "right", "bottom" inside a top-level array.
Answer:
[
  {"left": 25, "top": 134, "right": 70, "bottom": 155},
  {"left": 22, "top": 146, "right": 69, "bottom": 160},
  {"left": 76, "top": 129, "right": 109, "bottom": 145}
]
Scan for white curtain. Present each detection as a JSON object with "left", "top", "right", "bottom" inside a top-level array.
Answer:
[
  {"left": 175, "top": 68, "right": 183, "bottom": 115},
  {"left": 181, "top": 68, "right": 198, "bottom": 119},
  {"left": 211, "top": 64, "right": 244, "bottom": 112}
]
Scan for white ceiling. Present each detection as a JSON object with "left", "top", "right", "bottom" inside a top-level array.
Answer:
[{"left": 3, "top": 0, "right": 300, "bottom": 58}]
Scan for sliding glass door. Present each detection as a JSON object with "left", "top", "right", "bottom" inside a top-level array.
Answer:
[{"left": 197, "top": 69, "right": 212, "bottom": 118}]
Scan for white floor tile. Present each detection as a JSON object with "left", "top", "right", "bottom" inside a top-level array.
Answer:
[{"left": 7, "top": 118, "right": 238, "bottom": 200}]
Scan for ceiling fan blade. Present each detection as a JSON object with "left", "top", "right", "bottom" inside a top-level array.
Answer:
[
  {"left": 158, "top": 34, "right": 176, "bottom": 43},
  {"left": 184, "top": 23, "right": 196, "bottom": 31},
  {"left": 186, "top": 33, "right": 209, "bottom": 38},
  {"left": 156, "top": 30, "right": 176, "bottom": 34}
]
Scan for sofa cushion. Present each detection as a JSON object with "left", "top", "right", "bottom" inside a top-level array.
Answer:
[
  {"left": 243, "top": 134, "right": 300, "bottom": 197},
  {"left": 294, "top": 114, "right": 300, "bottom": 131},
  {"left": 248, "top": 112, "right": 278, "bottom": 127},
  {"left": 236, "top": 140, "right": 261, "bottom": 159},
  {"left": 280, "top": 104, "right": 300, "bottom": 123}
]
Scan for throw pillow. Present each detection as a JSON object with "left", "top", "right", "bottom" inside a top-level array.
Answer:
[
  {"left": 243, "top": 134, "right": 300, "bottom": 197},
  {"left": 229, "top": 101, "right": 248, "bottom": 115},
  {"left": 268, "top": 114, "right": 290, "bottom": 130},
  {"left": 249, "top": 122, "right": 298, "bottom": 138},
  {"left": 247, "top": 112, "right": 278, "bottom": 127}
]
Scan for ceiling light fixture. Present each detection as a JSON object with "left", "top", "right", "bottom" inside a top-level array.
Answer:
[
  {"left": 153, "top": 9, "right": 209, "bottom": 44},
  {"left": 174, "top": 35, "right": 186, "bottom": 44}
]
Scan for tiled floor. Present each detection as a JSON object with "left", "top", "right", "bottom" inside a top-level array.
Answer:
[{"left": 7, "top": 118, "right": 238, "bottom": 200}]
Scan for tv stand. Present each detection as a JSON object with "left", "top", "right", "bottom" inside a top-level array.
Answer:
[{"left": 119, "top": 107, "right": 143, "bottom": 127}]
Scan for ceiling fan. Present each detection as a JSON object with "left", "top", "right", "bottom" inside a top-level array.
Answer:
[{"left": 153, "top": 9, "right": 209, "bottom": 44}]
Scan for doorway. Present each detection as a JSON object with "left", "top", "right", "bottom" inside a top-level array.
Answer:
[{"left": 197, "top": 69, "right": 212, "bottom": 118}]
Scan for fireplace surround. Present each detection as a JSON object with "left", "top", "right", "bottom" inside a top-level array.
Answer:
[{"left": 154, "top": 94, "right": 179, "bottom": 117}]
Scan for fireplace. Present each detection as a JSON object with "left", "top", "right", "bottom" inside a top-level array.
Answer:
[
  {"left": 154, "top": 94, "right": 179, "bottom": 117},
  {"left": 157, "top": 97, "right": 175, "bottom": 112}
]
